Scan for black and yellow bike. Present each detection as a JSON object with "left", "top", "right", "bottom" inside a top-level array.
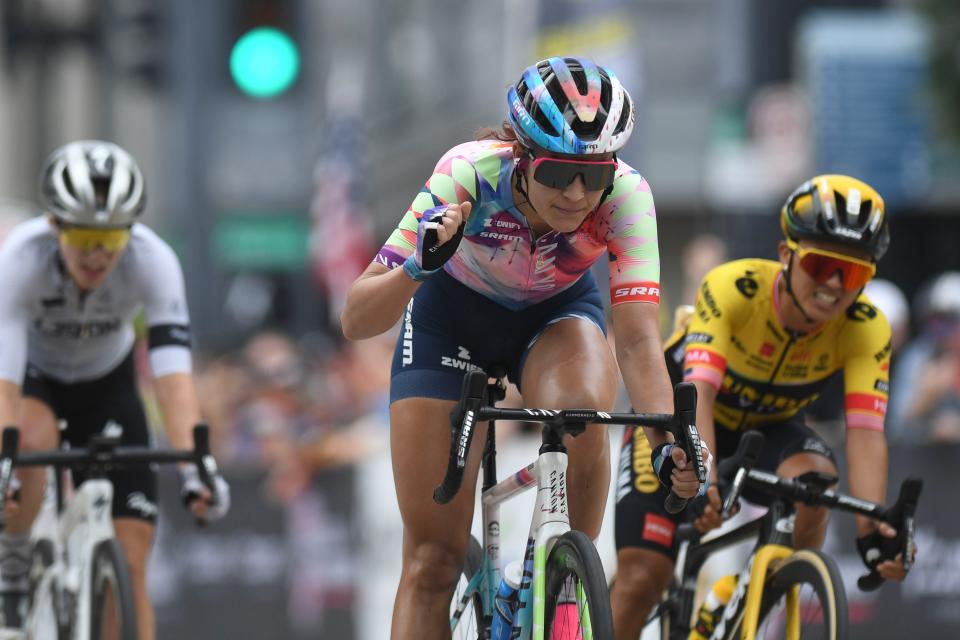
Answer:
[{"left": 647, "top": 431, "right": 921, "bottom": 640}]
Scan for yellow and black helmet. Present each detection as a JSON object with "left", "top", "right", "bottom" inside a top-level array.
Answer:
[{"left": 780, "top": 175, "right": 889, "bottom": 261}]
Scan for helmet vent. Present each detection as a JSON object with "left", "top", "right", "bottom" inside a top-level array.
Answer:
[{"left": 61, "top": 168, "right": 76, "bottom": 201}]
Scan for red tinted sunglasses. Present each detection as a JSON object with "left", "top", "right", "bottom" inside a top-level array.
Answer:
[
  {"left": 787, "top": 239, "right": 876, "bottom": 291},
  {"left": 530, "top": 156, "right": 618, "bottom": 191}
]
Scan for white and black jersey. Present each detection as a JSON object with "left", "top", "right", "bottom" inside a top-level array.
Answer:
[{"left": 0, "top": 217, "right": 192, "bottom": 384}]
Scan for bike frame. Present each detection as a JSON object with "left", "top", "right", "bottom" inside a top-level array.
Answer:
[
  {"left": 440, "top": 371, "right": 701, "bottom": 640},
  {"left": 688, "top": 510, "right": 796, "bottom": 640},
  {"left": 465, "top": 423, "right": 577, "bottom": 640},
  {"left": 0, "top": 424, "right": 220, "bottom": 640},
  {"left": 656, "top": 451, "right": 921, "bottom": 640},
  {"left": 31, "top": 476, "right": 117, "bottom": 640}
]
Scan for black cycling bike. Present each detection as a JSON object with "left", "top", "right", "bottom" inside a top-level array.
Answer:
[{"left": 646, "top": 431, "right": 921, "bottom": 640}]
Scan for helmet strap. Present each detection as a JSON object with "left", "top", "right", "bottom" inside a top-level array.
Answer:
[
  {"left": 596, "top": 152, "right": 618, "bottom": 207},
  {"left": 783, "top": 252, "right": 817, "bottom": 327},
  {"left": 513, "top": 153, "right": 537, "bottom": 216}
]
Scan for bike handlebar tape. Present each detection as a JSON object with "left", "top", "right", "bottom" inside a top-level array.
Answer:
[
  {"left": 192, "top": 424, "right": 210, "bottom": 457},
  {"left": 1, "top": 427, "right": 18, "bottom": 458}
]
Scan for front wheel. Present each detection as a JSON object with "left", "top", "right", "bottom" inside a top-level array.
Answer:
[
  {"left": 450, "top": 535, "right": 486, "bottom": 639},
  {"left": 751, "top": 548, "right": 848, "bottom": 640},
  {"left": 89, "top": 539, "right": 137, "bottom": 640},
  {"left": 544, "top": 530, "right": 614, "bottom": 640}
]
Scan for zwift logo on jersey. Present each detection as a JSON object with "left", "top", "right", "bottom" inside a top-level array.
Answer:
[
  {"left": 479, "top": 215, "right": 522, "bottom": 242},
  {"left": 442, "top": 346, "right": 482, "bottom": 372}
]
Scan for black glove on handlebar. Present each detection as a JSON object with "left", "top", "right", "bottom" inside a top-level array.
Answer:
[
  {"left": 651, "top": 443, "right": 677, "bottom": 489},
  {"left": 856, "top": 529, "right": 901, "bottom": 574}
]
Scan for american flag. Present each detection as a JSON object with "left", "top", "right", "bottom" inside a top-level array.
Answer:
[{"left": 308, "top": 117, "right": 375, "bottom": 324}]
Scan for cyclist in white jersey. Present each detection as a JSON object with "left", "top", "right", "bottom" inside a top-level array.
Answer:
[{"left": 0, "top": 141, "right": 230, "bottom": 640}]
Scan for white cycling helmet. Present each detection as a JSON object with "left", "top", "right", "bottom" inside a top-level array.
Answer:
[
  {"left": 926, "top": 272, "right": 960, "bottom": 318},
  {"left": 39, "top": 140, "right": 145, "bottom": 228}
]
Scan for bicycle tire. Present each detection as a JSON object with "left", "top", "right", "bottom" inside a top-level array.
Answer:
[
  {"left": 89, "top": 539, "right": 137, "bottom": 640},
  {"left": 26, "top": 538, "right": 68, "bottom": 640},
  {"left": 750, "top": 548, "right": 847, "bottom": 640},
  {"left": 544, "top": 530, "right": 614, "bottom": 640},
  {"left": 451, "top": 535, "right": 486, "bottom": 639}
]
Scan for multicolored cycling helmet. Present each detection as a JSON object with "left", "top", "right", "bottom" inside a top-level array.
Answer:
[
  {"left": 507, "top": 57, "right": 635, "bottom": 155},
  {"left": 40, "top": 140, "right": 146, "bottom": 228},
  {"left": 780, "top": 175, "right": 889, "bottom": 261}
]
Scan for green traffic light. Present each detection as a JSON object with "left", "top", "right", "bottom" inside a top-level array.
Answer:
[{"left": 230, "top": 27, "right": 300, "bottom": 99}]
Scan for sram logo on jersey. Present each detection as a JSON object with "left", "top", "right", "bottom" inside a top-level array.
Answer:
[
  {"left": 611, "top": 282, "right": 660, "bottom": 304},
  {"left": 33, "top": 318, "right": 121, "bottom": 339}
]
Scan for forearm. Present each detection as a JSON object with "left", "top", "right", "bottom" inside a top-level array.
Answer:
[
  {"left": 846, "top": 427, "right": 889, "bottom": 535},
  {"left": 0, "top": 380, "right": 20, "bottom": 427},
  {"left": 340, "top": 265, "right": 420, "bottom": 340},
  {"left": 154, "top": 372, "right": 203, "bottom": 451},
  {"left": 616, "top": 326, "right": 674, "bottom": 448}
]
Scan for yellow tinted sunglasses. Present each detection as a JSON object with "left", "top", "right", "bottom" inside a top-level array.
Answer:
[
  {"left": 786, "top": 239, "right": 876, "bottom": 291},
  {"left": 60, "top": 226, "right": 131, "bottom": 252}
]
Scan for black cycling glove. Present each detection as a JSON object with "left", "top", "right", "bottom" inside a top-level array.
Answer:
[{"left": 856, "top": 529, "right": 901, "bottom": 573}]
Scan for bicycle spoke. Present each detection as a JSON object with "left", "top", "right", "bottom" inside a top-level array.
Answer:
[
  {"left": 756, "top": 583, "right": 830, "bottom": 639},
  {"left": 550, "top": 577, "right": 587, "bottom": 639},
  {"left": 544, "top": 532, "right": 613, "bottom": 640},
  {"left": 450, "top": 536, "right": 485, "bottom": 640}
]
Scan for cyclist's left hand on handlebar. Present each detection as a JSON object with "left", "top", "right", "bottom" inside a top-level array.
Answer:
[
  {"left": 653, "top": 443, "right": 712, "bottom": 500},
  {"left": 856, "top": 522, "right": 916, "bottom": 583},
  {"left": 179, "top": 466, "right": 231, "bottom": 524}
]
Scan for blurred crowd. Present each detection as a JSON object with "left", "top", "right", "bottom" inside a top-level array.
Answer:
[{"left": 137, "top": 326, "right": 395, "bottom": 501}]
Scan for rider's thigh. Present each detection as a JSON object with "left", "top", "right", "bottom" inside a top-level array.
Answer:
[
  {"left": 390, "top": 397, "right": 488, "bottom": 587},
  {"left": 520, "top": 317, "right": 618, "bottom": 411},
  {"left": 521, "top": 317, "right": 617, "bottom": 452},
  {"left": 18, "top": 398, "right": 60, "bottom": 451}
]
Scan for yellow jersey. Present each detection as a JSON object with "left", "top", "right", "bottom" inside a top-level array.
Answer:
[{"left": 665, "top": 259, "right": 891, "bottom": 432}]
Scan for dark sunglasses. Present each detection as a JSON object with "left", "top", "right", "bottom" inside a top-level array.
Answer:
[
  {"left": 530, "top": 156, "right": 618, "bottom": 191},
  {"left": 787, "top": 239, "right": 876, "bottom": 292}
]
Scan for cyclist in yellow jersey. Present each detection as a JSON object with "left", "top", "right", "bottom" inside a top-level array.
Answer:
[{"left": 611, "top": 175, "right": 917, "bottom": 639}]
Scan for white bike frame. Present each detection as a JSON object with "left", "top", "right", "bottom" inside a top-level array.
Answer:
[
  {"left": 29, "top": 475, "right": 117, "bottom": 640},
  {"left": 472, "top": 449, "right": 572, "bottom": 640}
]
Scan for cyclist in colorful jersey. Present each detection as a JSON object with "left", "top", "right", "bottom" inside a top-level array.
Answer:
[
  {"left": 611, "top": 175, "right": 917, "bottom": 639},
  {"left": 341, "top": 57, "right": 707, "bottom": 639},
  {"left": 0, "top": 141, "right": 230, "bottom": 639}
]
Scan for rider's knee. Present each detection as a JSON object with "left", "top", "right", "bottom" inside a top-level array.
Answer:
[
  {"left": 16, "top": 425, "right": 57, "bottom": 454},
  {"left": 777, "top": 452, "right": 838, "bottom": 481},
  {"left": 403, "top": 540, "right": 465, "bottom": 592},
  {"left": 614, "top": 552, "right": 673, "bottom": 607}
]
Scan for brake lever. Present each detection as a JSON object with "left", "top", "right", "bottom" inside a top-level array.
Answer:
[
  {"left": 0, "top": 428, "right": 19, "bottom": 531},
  {"left": 857, "top": 477, "right": 922, "bottom": 592}
]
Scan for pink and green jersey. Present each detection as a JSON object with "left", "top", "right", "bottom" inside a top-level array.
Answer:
[{"left": 375, "top": 140, "right": 661, "bottom": 311}]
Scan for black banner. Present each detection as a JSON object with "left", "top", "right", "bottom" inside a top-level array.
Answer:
[
  {"left": 150, "top": 466, "right": 357, "bottom": 639},
  {"left": 826, "top": 442, "right": 960, "bottom": 636}
]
